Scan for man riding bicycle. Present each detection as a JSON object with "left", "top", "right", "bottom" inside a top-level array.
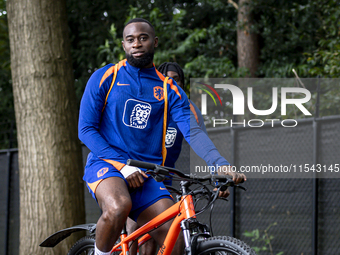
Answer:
[
  {"left": 78, "top": 18, "right": 246, "bottom": 255},
  {"left": 127, "top": 61, "right": 235, "bottom": 255}
]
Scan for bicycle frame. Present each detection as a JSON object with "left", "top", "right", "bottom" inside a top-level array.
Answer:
[
  {"left": 41, "top": 160, "right": 247, "bottom": 255},
  {"left": 111, "top": 194, "right": 196, "bottom": 255}
]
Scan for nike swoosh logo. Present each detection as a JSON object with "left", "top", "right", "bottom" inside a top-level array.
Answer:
[
  {"left": 117, "top": 82, "right": 130, "bottom": 86},
  {"left": 160, "top": 187, "right": 167, "bottom": 190}
]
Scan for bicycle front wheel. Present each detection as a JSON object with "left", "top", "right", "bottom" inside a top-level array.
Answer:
[{"left": 196, "top": 236, "right": 257, "bottom": 255}]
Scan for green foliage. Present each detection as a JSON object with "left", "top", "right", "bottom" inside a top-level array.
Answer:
[
  {"left": 306, "top": 46, "right": 340, "bottom": 77},
  {"left": 97, "top": 24, "right": 125, "bottom": 67},
  {"left": 252, "top": 0, "right": 340, "bottom": 79},
  {"left": 304, "top": 0, "right": 340, "bottom": 77},
  {"left": 66, "top": 0, "right": 140, "bottom": 101},
  {"left": 95, "top": 0, "right": 339, "bottom": 82},
  {"left": 243, "top": 222, "right": 284, "bottom": 255},
  {"left": 0, "top": 0, "right": 16, "bottom": 149},
  {"left": 299, "top": 0, "right": 340, "bottom": 117},
  {"left": 97, "top": 2, "right": 239, "bottom": 93},
  {"left": 2, "top": 0, "right": 340, "bottom": 148},
  {"left": 252, "top": 0, "right": 321, "bottom": 77}
]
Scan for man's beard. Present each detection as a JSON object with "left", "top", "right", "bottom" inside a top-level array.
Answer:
[{"left": 126, "top": 51, "right": 154, "bottom": 68}]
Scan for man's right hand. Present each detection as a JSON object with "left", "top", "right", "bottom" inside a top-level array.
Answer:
[{"left": 120, "top": 165, "right": 149, "bottom": 189}]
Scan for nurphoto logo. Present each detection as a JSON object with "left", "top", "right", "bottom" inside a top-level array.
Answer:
[{"left": 193, "top": 79, "right": 313, "bottom": 128}]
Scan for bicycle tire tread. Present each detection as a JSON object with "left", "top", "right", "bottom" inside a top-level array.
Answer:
[
  {"left": 67, "top": 235, "right": 95, "bottom": 255},
  {"left": 197, "top": 236, "right": 257, "bottom": 255}
]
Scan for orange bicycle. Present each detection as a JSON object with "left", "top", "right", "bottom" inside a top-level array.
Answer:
[{"left": 40, "top": 159, "right": 256, "bottom": 255}]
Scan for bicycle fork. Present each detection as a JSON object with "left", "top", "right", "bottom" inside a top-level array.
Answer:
[{"left": 181, "top": 220, "right": 192, "bottom": 255}]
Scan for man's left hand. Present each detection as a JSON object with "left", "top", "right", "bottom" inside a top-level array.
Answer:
[
  {"left": 216, "top": 188, "right": 230, "bottom": 198},
  {"left": 218, "top": 165, "right": 246, "bottom": 184}
]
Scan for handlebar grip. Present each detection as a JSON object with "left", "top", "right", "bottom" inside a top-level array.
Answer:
[
  {"left": 127, "top": 159, "right": 157, "bottom": 170},
  {"left": 220, "top": 185, "right": 228, "bottom": 192}
]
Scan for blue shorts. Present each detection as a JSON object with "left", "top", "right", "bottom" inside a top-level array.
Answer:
[
  {"left": 83, "top": 158, "right": 172, "bottom": 221},
  {"left": 163, "top": 177, "right": 173, "bottom": 186}
]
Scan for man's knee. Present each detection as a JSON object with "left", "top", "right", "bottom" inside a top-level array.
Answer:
[
  {"left": 96, "top": 177, "right": 132, "bottom": 223},
  {"left": 101, "top": 196, "right": 132, "bottom": 223}
]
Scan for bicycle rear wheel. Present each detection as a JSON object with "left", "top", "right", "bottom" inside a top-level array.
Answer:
[
  {"left": 196, "top": 236, "right": 257, "bottom": 255},
  {"left": 67, "top": 235, "right": 122, "bottom": 255},
  {"left": 67, "top": 235, "right": 95, "bottom": 255}
]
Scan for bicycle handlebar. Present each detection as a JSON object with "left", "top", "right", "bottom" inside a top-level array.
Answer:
[
  {"left": 127, "top": 159, "right": 190, "bottom": 179},
  {"left": 127, "top": 159, "right": 246, "bottom": 221},
  {"left": 127, "top": 159, "right": 236, "bottom": 184},
  {"left": 127, "top": 158, "right": 246, "bottom": 210},
  {"left": 127, "top": 159, "right": 157, "bottom": 170}
]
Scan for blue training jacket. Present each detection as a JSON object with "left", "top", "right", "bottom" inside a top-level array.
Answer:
[
  {"left": 78, "top": 59, "right": 229, "bottom": 172},
  {"left": 165, "top": 100, "right": 229, "bottom": 168}
]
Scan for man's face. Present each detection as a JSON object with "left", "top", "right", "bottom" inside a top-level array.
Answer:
[
  {"left": 167, "top": 71, "right": 183, "bottom": 89},
  {"left": 122, "top": 22, "right": 158, "bottom": 68}
]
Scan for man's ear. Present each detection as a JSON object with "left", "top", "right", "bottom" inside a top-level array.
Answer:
[
  {"left": 154, "top": 36, "right": 159, "bottom": 48},
  {"left": 122, "top": 40, "right": 126, "bottom": 51}
]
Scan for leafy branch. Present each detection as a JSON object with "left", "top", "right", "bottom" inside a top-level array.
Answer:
[{"left": 243, "top": 222, "right": 284, "bottom": 255}]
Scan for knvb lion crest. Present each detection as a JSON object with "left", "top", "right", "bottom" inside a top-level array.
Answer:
[
  {"left": 123, "top": 99, "right": 152, "bottom": 129},
  {"left": 130, "top": 104, "right": 151, "bottom": 129},
  {"left": 165, "top": 127, "right": 177, "bottom": 148},
  {"left": 154, "top": 86, "right": 164, "bottom": 101}
]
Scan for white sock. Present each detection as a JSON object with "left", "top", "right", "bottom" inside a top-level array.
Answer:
[{"left": 95, "top": 243, "right": 111, "bottom": 255}]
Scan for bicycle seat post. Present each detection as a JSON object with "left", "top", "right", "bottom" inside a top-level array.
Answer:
[{"left": 121, "top": 223, "right": 127, "bottom": 235}]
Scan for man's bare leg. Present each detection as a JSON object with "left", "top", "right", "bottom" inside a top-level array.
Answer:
[
  {"left": 127, "top": 217, "right": 158, "bottom": 255},
  {"left": 95, "top": 177, "right": 132, "bottom": 252},
  {"left": 126, "top": 218, "right": 138, "bottom": 255},
  {"left": 140, "top": 238, "right": 158, "bottom": 255},
  {"left": 137, "top": 198, "right": 184, "bottom": 255}
]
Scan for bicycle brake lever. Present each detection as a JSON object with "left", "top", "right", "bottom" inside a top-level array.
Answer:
[
  {"left": 145, "top": 170, "right": 165, "bottom": 182},
  {"left": 219, "top": 197, "right": 229, "bottom": 202},
  {"left": 145, "top": 170, "right": 153, "bottom": 175},
  {"left": 235, "top": 185, "right": 247, "bottom": 191},
  {"left": 154, "top": 167, "right": 169, "bottom": 176},
  {"left": 218, "top": 179, "right": 234, "bottom": 192},
  {"left": 154, "top": 175, "right": 166, "bottom": 182}
]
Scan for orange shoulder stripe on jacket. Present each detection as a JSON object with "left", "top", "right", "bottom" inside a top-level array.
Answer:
[
  {"left": 99, "top": 66, "right": 115, "bottom": 88},
  {"left": 99, "top": 60, "right": 126, "bottom": 88},
  {"left": 117, "top": 59, "right": 127, "bottom": 71},
  {"left": 155, "top": 67, "right": 167, "bottom": 81},
  {"left": 155, "top": 68, "right": 182, "bottom": 99},
  {"left": 169, "top": 81, "right": 181, "bottom": 99},
  {"left": 189, "top": 102, "right": 199, "bottom": 124}
]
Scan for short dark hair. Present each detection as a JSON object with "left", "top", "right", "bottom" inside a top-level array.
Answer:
[
  {"left": 158, "top": 62, "right": 185, "bottom": 88},
  {"left": 123, "top": 18, "right": 155, "bottom": 36}
]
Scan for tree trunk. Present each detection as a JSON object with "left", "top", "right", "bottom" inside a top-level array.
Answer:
[
  {"left": 237, "top": 0, "right": 259, "bottom": 77},
  {"left": 6, "top": 0, "right": 85, "bottom": 254}
]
